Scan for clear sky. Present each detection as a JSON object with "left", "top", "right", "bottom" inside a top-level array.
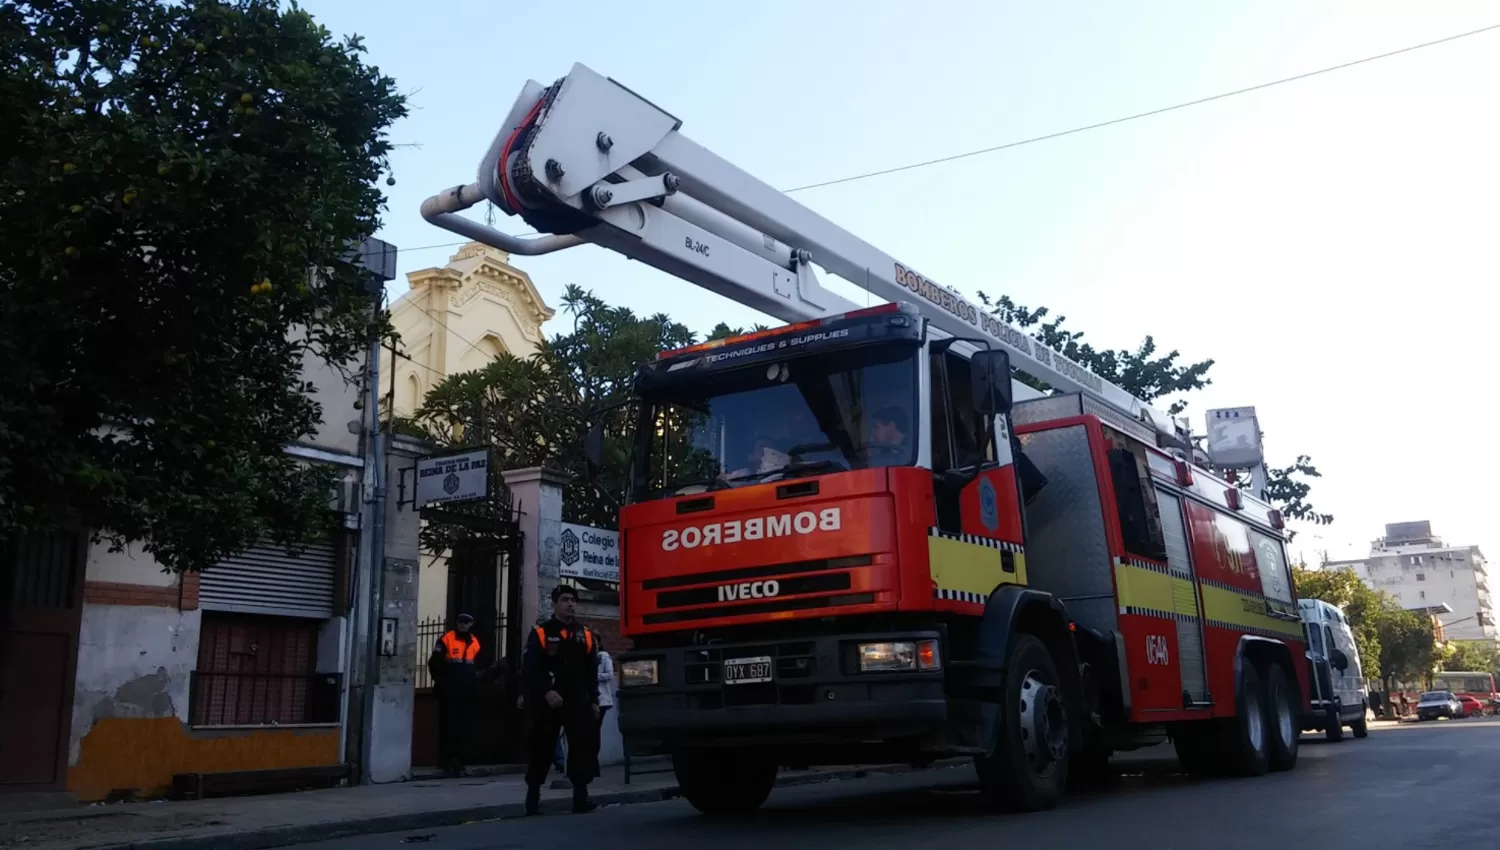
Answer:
[{"left": 301, "top": 0, "right": 1498, "bottom": 563}]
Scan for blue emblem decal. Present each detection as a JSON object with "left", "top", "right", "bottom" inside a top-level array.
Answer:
[{"left": 978, "top": 477, "right": 999, "bottom": 532}]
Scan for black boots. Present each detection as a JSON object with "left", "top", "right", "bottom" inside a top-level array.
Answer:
[
  {"left": 524, "top": 782, "right": 592, "bottom": 815},
  {"left": 572, "top": 784, "right": 595, "bottom": 814}
]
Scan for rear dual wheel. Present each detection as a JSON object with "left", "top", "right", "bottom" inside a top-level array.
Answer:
[
  {"left": 1173, "top": 661, "right": 1296, "bottom": 777},
  {"left": 1264, "top": 664, "right": 1300, "bottom": 771}
]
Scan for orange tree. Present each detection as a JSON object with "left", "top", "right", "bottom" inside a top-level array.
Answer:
[{"left": 0, "top": 0, "right": 405, "bottom": 571}]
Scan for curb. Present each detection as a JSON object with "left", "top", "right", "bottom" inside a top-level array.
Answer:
[{"left": 92, "top": 762, "right": 961, "bottom": 850}]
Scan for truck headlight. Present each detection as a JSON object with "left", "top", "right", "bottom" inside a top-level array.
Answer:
[
  {"left": 858, "top": 640, "right": 941, "bottom": 673},
  {"left": 620, "top": 658, "right": 660, "bottom": 688}
]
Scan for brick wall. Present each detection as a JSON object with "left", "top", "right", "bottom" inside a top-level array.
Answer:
[{"left": 84, "top": 571, "right": 199, "bottom": 610}]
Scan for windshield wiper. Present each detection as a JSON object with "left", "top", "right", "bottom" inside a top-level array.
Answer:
[
  {"left": 725, "top": 458, "right": 848, "bottom": 485},
  {"left": 668, "top": 477, "right": 731, "bottom": 496}
]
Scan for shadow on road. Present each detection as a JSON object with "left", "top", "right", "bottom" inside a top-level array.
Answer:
[{"left": 647, "top": 756, "right": 1227, "bottom": 829}]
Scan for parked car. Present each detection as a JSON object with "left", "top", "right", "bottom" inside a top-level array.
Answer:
[
  {"left": 1456, "top": 694, "right": 1484, "bottom": 717},
  {"left": 1416, "top": 690, "right": 1462, "bottom": 721}
]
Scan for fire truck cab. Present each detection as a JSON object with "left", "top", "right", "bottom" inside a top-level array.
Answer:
[{"left": 420, "top": 62, "right": 1312, "bottom": 816}]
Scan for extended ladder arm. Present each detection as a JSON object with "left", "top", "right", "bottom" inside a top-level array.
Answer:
[{"left": 421, "top": 63, "right": 1190, "bottom": 449}]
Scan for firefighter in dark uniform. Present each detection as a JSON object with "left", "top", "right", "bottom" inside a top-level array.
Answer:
[
  {"left": 522, "top": 585, "right": 600, "bottom": 815},
  {"left": 428, "top": 613, "right": 481, "bottom": 777}
]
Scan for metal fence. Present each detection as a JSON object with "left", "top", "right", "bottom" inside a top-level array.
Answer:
[
  {"left": 415, "top": 617, "right": 447, "bottom": 690},
  {"left": 189, "top": 671, "right": 341, "bottom": 727}
]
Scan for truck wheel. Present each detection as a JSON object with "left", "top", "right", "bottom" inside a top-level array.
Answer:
[
  {"left": 1324, "top": 699, "right": 1345, "bottom": 742},
  {"left": 974, "top": 634, "right": 1069, "bottom": 811},
  {"left": 1221, "top": 661, "right": 1271, "bottom": 776},
  {"left": 1265, "top": 663, "right": 1299, "bottom": 772},
  {"left": 672, "top": 748, "right": 778, "bottom": 816},
  {"left": 1351, "top": 710, "right": 1369, "bottom": 739}
]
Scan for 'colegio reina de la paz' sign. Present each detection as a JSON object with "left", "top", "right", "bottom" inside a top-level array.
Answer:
[{"left": 414, "top": 448, "right": 490, "bottom": 507}]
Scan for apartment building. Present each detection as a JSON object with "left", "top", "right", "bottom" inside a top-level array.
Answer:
[{"left": 1327, "top": 521, "right": 1494, "bottom": 641}]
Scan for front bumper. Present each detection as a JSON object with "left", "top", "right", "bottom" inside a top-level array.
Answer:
[{"left": 616, "top": 631, "right": 947, "bottom": 747}]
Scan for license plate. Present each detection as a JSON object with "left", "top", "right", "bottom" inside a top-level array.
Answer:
[{"left": 723, "top": 655, "right": 773, "bottom": 685}]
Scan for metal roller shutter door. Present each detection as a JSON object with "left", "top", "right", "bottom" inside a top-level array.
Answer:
[{"left": 200, "top": 539, "right": 338, "bottom": 619}]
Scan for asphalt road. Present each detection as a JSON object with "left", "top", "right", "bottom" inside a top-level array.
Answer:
[{"left": 297, "top": 720, "right": 1499, "bottom": 850}]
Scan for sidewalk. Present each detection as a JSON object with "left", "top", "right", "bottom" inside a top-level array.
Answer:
[{"left": 0, "top": 760, "right": 946, "bottom": 850}]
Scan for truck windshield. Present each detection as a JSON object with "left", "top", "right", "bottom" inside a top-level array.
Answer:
[{"left": 634, "top": 342, "right": 919, "bottom": 499}]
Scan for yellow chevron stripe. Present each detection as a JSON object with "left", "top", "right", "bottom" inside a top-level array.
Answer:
[
  {"left": 1112, "top": 563, "right": 1182, "bottom": 615},
  {"left": 1111, "top": 563, "right": 1302, "bottom": 638},
  {"left": 1199, "top": 584, "right": 1304, "bottom": 639},
  {"left": 927, "top": 536, "right": 1027, "bottom": 598}
]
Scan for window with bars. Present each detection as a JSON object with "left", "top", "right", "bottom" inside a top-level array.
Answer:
[{"left": 189, "top": 612, "right": 338, "bottom": 726}]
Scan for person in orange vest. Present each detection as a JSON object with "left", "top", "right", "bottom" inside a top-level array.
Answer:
[
  {"left": 427, "top": 613, "right": 481, "bottom": 777},
  {"left": 521, "top": 585, "right": 600, "bottom": 815}
]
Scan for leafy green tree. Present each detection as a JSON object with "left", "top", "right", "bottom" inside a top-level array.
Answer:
[
  {"left": 1377, "top": 607, "right": 1441, "bottom": 691},
  {"left": 1261, "top": 456, "right": 1333, "bottom": 527},
  {"left": 1441, "top": 640, "right": 1500, "bottom": 676},
  {"left": 0, "top": 0, "right": 403, "bottom": 721},
  {"left": 976, "top": 293, "right": 1213, "bottom": 414},
  {"left": 0, "top": 0, "right": 404, "bottom": 568},
  {"left": 976, "top": 291, "right": 1331, "bottom": 534},
  {"left": 705, "top": 321, "right": 768, "bottom": 341},
  {"left": 409, "top": 285, "right": 697, "bottom": 538}
]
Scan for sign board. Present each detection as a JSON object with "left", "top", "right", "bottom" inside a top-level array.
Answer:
[
  {"left": 415, "top": 448, "right": 490, "bottom": 507},
  {"left": 557, "top": 522, "right": 620, "bottom": 584},
  {"left": 1205, "top": 407, "right": 1263, "bottom": 470}
]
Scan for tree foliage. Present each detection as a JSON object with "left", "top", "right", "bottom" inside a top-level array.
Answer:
[
  {"left": 976, "top": 293, "right": 1214, "bottom": 414},
  {"left": 1441, "top": 640, "right": 1500, "bottom": 677},
  {"left": 977, "top": 291, "right": 1330, "bottom": 534},
  {"left": 1292, "top": 564, "right": 1440, "bottom": 685},
  {"left": 0, "top": 0, "right": 406, "bottom": 571},
  {"left": 1261, "top": 456, "right": 1333, "bottom": 527},
  {"left": 1377, "top": 608, "right": 1443, "bottom": 688},
  {"left": 705, "top": 321, "right": 767, "bottom": 341},
  {"left": 408, "top": 285, "right": 696, "bottom": 539},
  {"left": 1290, "top": 565, "right": 1386, "bottom": 679}
]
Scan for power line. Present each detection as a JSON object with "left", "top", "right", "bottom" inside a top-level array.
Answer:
[
  {"left": 385, "top": 23, "right": 1500, "bottom": 265},
  {"left": 782, "top": 22, "right": 1500, "bottom": 193}
]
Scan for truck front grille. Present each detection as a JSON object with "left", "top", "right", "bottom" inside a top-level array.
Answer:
[
  {"left": 681, "top": 641, "right": 822, "bottom": 707},
  {"left": 640, "top": 555, "right": 873, "bottom": 626},
  {"left": 642, "top": 591, "right": 874, "bottom": 625}
]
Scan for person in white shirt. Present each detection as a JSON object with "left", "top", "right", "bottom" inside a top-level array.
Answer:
[{"left": 593, "top": 649, "right": 615, "bottom": 779}]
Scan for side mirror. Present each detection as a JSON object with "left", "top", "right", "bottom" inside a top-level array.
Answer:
[
  {"left": 970, "top": 349, "right": 1013, "bottom": 415},
  {"left": 1330, "top": 648, "right": 1349, "bottom": 672},
  {"left": 583, "top": 421, "right": 605, "bottom": 477}
]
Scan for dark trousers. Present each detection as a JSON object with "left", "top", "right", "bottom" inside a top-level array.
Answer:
[
  {"left": 437, "top": 685, "right": 477, "bottom": 770},
  {"left": 526, "top": 700, "right": 598, "bottom": 787}
]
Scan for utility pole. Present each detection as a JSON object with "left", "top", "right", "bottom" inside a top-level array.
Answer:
[{"left": 347, "top": 237, "right": 397, "bottom": 784}]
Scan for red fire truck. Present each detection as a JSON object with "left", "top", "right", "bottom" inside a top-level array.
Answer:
[{"left": 422, "top": 63, "right": 1312, "bottom": 815}]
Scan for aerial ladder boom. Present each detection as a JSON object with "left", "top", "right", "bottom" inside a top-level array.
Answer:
[{"left": 421, "top": 63, "right": 1192, "bottom": 450}]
